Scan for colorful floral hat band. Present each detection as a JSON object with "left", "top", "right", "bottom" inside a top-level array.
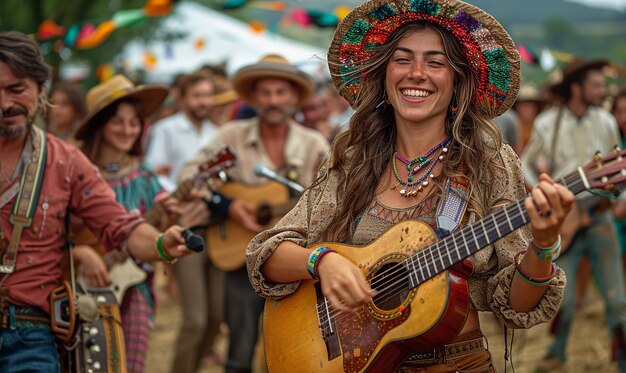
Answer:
[{"left": 328, "top": 0, "right": 520, "bottom": 118}]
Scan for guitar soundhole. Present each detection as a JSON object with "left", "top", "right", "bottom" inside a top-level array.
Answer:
[
  {"left": 257, "top": 204, "right": 272, "bottom": 226},
  {"left": 370, "top": 262, "right": 410, "bottom": 311}
]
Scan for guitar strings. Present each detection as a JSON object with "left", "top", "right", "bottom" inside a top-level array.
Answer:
[
  {"left": 324, "top": 173, "right": 584, "bottom": 324},
  {"left": 353, "top": 170, "right": 584, "bottom": 299},
  {"left": 320, "top": 174, "right": 585, "bottom": 326}
]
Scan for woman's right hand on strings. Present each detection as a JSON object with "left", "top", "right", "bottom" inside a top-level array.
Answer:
[
  {"left": 316, "top": 253, "right": 376, "bottom": 313},
  {"left": 73, "top": 245, "right": 111, "bottom": 288}
]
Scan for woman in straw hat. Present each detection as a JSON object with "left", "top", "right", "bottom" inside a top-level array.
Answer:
[
  {"left": 247, "top": 0, "right": 574, "bottom": 371},
  {"left": 73, "top": 74, "right": 181, "bottom": 373}
]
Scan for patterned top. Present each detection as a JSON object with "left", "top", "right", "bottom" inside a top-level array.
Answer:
[
  {"left": 246, "top": 144, "right": 566, "bottom": 329},
  {"left": 102, "top": 162, "right": 163, "bottom": 216}
]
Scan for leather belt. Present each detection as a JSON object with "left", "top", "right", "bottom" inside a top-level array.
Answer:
[
  {"left": 404, "top": 337, "right": 486, "bottom": 366},
  {"left": 0, "top": 305, "right": 50, "bottom": 330}
]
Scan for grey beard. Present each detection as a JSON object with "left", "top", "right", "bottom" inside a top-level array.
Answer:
[{"left": 0, "top": 119, "right": 33, "bottom": 138}]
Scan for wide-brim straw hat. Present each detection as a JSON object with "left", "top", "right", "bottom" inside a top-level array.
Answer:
[
  {"left": 232, "top": 54, "right": 314, "bottom": 108},
  {"left": 328, "top": 0, "right": 521, "bottom": 119},
  {"left": 76, "top": 74, "right": 168, "bottom": 140},
  {"left": 549, "top": 58, "right": 609, "bottom": 98}
]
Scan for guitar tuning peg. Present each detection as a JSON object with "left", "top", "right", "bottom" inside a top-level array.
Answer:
[
  {"left": 613, "top": 145, "right": 621, "bottom": 153},
  {"left": 594, "top": 151, "right": 603, "bottom": 161}
]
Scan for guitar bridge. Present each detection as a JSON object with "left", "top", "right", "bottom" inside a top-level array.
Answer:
[{"left": 315, "top": 282, "right": 341, "bottom": 360}]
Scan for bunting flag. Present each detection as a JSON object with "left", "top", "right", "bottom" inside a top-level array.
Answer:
[
  {"left": 37, "top": 20, "right": 65, "bottom": 40},
  {"left": 220, "top": 0, "right": 248, "bottom": 10},
  {"left": 517, "top": 44, "right": 539, "bottom": 65},
  {"left": 219, "top": 0, "right": 346, "bottom": 28}
]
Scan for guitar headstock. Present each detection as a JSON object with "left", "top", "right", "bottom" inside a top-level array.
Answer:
[
  {"left": 583, "top": 147, "right": 626, "bottom": 191},
  {"left": 196, "top": 145, "right": 237, "bottom": 183}
]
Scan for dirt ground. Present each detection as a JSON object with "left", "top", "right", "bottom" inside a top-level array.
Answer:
[{"left": 145, "top": 268, "right": 619, "bottom": 373}]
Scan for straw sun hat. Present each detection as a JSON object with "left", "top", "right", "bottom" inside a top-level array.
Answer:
[
  {"left": 328, "top": 0, "right": 521, "bottom": 119},
  {"left": 232, "top": 54, "right": 314, "bottom": 108},
  {"left": 76, "top": 74, "right": 168, "bottom": 140}
]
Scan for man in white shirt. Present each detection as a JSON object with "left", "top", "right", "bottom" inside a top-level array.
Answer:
[
  {"left": 524, "top": 59, "right": 626, "bottom": 373},
  {"left": 146, "top": 72, "right": 217, "bottom": 192}
]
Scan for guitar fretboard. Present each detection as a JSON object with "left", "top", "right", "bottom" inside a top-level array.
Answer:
[{"left": 405, "top": 168, "right": 588, "bottom": 288}]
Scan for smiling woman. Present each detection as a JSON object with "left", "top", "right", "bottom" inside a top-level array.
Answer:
[
  {"left": 246, "top": 0, "right": 576, "bottom": 371},
  {"left": 72, "top": 74, "right": 175, "bottom": 373}
]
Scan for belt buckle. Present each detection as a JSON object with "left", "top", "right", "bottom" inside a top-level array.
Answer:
[{"left": 406, "top": 349, "right": 440, "bottom": 365}]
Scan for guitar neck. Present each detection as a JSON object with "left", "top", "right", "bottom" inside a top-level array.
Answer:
[
  {"left": 143, "top": 180, "right": 193, "bottom": 226},
  {"left": 405, "top": 168, "right": 588, "bottom": 288}
]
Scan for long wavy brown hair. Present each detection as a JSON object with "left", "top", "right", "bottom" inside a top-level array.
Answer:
[{"left": 319, "top": 21, "right": 505, "bottom": 243}]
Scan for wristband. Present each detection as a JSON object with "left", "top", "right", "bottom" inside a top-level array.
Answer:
[
  {"left": 514, "top": 250, "right": 557, "bottom": 286},
  {"left": 156, "top": 233, "right": 177, "bottom": 264},
  {"left": 530, "top": 235, "right": 561, "bottom": 261},
  {"left": 307, "top": 246, "right": 336, "bottom": 280}
]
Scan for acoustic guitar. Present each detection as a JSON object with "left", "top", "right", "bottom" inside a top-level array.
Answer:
[
  {"left": 206, "top": 180, "right": 297, "bottom": 271},
  {"left": 73, "top": 146, "right": 236, "bottom": 304},
  {"left": 263, "top": 150, "right": 626, "bottom": 373}
]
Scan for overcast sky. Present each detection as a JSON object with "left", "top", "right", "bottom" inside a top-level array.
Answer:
[{"left": 567, "top": 0, "right": 626, "bottom": 10}]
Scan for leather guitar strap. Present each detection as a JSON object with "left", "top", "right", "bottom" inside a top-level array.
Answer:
[{"left": 0, "top": 126, "right": 47, "bottom": 275}]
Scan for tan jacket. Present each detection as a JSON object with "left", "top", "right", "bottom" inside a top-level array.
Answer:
[
  {"left": 180, "top": 117, "right": 329, "bottom": 186},
  {"left": 246, "top": 144, "right": 566, "bottom": 329}
]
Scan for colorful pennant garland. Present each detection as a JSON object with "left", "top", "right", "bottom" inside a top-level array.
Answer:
[{"left": 36, "top": 0, "right": 173, "bottom": 51}]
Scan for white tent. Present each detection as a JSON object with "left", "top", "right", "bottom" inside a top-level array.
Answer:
[{"left": 121, "top": 2, "right": 328, "bottom": 84}]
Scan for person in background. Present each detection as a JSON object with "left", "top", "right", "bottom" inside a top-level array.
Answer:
[
  {"left": 323, "top": 79, "right": 355, "bottom": 133},
  {"left": 46, "top": 82, "right": 86, "bottom": 142},
  {"left": 181, "top": 54, "right": 329, "bottom": 373},
  {"left": 523, "top": 59, "right": 626, "bottom": 373},
  {"left": 145, "top": 71, "right": 217, "bottom": 192},
  {"left": 146, "top": 71, "right": 224, "bottom": 373},
  {"left": 246, "top": 0, "right": 572, "bottom": 371},
  {"left": 208, "top": 75, "right": 238, "bottom": 126},
  {"left": 299, "top": 87, "right": 334, "bottom": 141},
  {"left": 73, "top": 74, "right": 183, "bottom": 373},
  {"left": 611, "top": 89, "right": 626, "bottom": 276},
  {"left": 494, "top": 108, "right": 520, "bottom": 152},
  {"left": 514, "top": 84, "right": 546, "bottom": 155}
]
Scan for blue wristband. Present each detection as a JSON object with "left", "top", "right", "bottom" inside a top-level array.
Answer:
[{"left": 530, "top": 235, "right": 561, "bottom": 261}]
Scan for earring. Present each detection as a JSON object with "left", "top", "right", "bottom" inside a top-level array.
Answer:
[
  {"left": 376, "top": 92, "right": 390, "bottom": 109},
  {"left": 449, "top": 94, "right": 458, "bottom": 114}
]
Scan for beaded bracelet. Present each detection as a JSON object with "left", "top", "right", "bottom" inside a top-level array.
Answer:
[
  {"left": 530, "top": 235, "right": 562, "bottom": 262},
  {"left": 514, "top": 250, "right": 558, "bottom": 286},
  {"left": 156, "top": 233, "right": 177, "bottom": 264},
  {"left": 307, "top": 246, "right": 337, "bottom": 280}
]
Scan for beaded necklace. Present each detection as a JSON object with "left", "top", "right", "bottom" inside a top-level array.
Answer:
[{"left": 391, "top": 138, "right": 450, "bottom": 198}]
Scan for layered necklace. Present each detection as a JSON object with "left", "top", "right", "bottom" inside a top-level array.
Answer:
[{"left": 391, "top": 138, "right": 450, "bottom": 198}]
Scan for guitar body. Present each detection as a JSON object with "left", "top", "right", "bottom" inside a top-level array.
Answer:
[
  {"left": 206, "top": 181, "right": 290, "bottom": 271},
  {"left": 78, "top": 258, "right": 147, "bottom": 305},
  {"left": 73, "top": 225, "right": 147, "bottom": 304},
  {"left": 264, "top": 220, "right": 470, "bottom": 373}
]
